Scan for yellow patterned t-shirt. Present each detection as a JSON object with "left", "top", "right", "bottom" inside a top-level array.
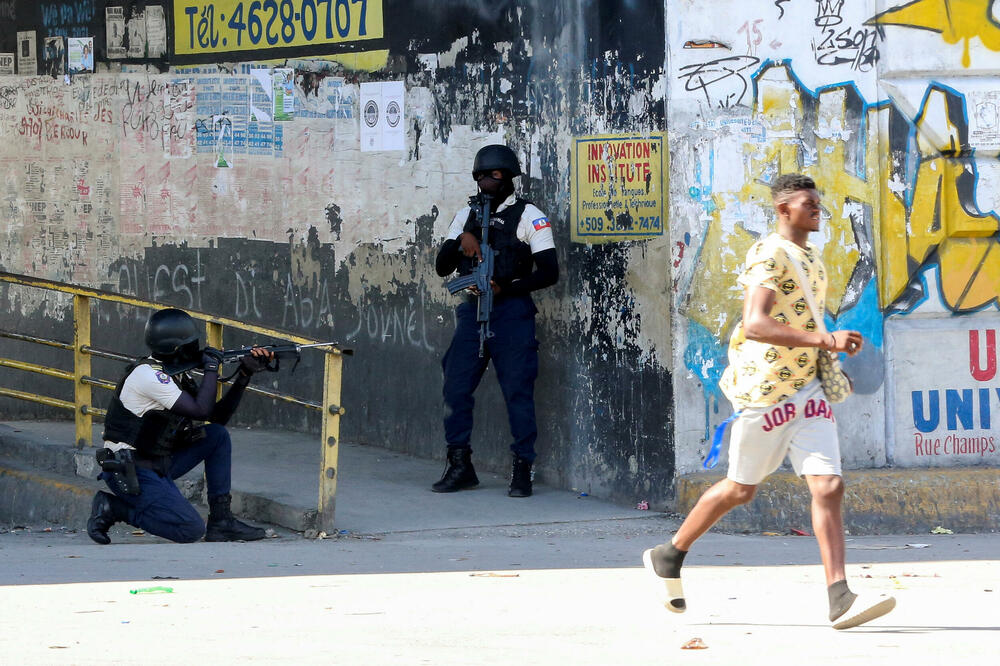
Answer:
[{"left": 719, "top": 233, "right": 828, "bottom": 409}]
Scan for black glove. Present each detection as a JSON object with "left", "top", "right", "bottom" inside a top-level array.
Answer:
[
  {"left": 239, "top": 352, "right": 272, "bottom": 376},
  {"left": 201, "top": 347, "right": 224, "bottom": 373}
]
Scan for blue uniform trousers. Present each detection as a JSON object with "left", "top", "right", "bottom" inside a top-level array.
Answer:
[
  {"left": 100, "top": 423, "right": 233, "bottom": 543},
  {"left": 442, "top": 295, "right": 540, "bottom": 462}
]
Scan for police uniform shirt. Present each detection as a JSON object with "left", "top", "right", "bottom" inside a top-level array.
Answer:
[
  {"left": 445, "top": 194, "right": 555, "bottom": 253},
  {"left": 103, "top": 362, "right": 183, "bottom": 451}
]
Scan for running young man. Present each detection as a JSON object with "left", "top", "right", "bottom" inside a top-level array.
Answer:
[{"left": 643, "top": 174, "right": 896, "bottom": 630}]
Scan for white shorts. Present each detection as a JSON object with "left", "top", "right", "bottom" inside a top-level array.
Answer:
[{"left": 727, "top": 380, "right": 842, "bottom": 485}]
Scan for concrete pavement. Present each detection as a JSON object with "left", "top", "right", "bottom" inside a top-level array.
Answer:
[
  {"left": 1, "top": 419, "right": 998, "bottom": 664},
  {"left": 0, "top": 525, "right": 997, "bottom": 664}
]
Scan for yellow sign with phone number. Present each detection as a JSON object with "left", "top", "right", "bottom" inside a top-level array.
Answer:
[
  {"left": 571, "top": 133, "right": 667, "bottom": 244},
  {"left": 174, "top": 0, "right": 383, "bottom": 55}
]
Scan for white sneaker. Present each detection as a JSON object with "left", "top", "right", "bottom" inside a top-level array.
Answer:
[
  {"left": 831, "top": 593, "right": 896, "bottom": 630},
  {"left": 642, "top": 549, "right": 686, "bottom": 613}
]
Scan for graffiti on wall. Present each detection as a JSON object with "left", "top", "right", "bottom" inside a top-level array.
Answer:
[
  {"left": 869, "top": 0, "right": 1000, "bottom": 68},
  {"left": 680, "top": 60, "right": 1000, "bottom": 421}
]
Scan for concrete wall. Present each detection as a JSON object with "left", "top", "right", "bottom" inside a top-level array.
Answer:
[
  {"left": 0, "top": 1, "right": 673, "bottom": 505},
  {"left": 2, "top": 0, "right": 996, "bottom": 511},
  {"left": 669, "top": 0, "right": 1000, "bottom": 475}
]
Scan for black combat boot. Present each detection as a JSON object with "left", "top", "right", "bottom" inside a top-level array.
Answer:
[
  {"left": 508, "top": 456, "right": 533, "bottom": 498},
  {"left": 205, "top": 493, "right": 266, "bottom": 542},
  {"left": 431, "top": 447, "right": 480, "bottom": 493},
  {"left": 87, "top": 491, "right": 128, "bottom": 545}
]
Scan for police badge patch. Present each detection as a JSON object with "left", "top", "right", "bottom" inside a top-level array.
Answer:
[{"left": 155, "top": 371, "right": 172, "bottom": 384}]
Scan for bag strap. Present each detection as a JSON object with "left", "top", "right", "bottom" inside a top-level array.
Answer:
[{"left": 778, "top": 244, "right": 827, "bottom": 334}]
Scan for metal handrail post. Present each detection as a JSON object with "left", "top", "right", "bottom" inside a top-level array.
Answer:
[
  {"left": 73, "top": 295, "right": 92, "bottom": 448},
  {"left": 317, "top": 349, "right": 345, "bottom": 533}
]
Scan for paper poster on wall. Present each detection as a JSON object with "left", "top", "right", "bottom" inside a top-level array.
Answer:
[
  {"left": 272, "top": 69, "right": 295, "bottom": 122},
  {"left": 42, "top": 37, "right": 65, "bottom": 78},
  {"left": 17, "top": 31, "right": 37, "bottom": 76},
  {"left": 145, "top": 6, "right": 167, "bottom": 58},
  {"left": 106, "top": 7, "right": 126, "bottom": 59},
  {"left": 249, "top": 69, "right": 273, "bottom": 122},
  {"left": 969, "top": 91, "right": 1000, "bottom": 152},
  {"left": 126, "top": 10, "right": 148, "bottom": 59},
  {"left": 360, "top": 81, "right": 405, "bottom": 152},
  {"left": 211, "top": 114, "right": 235, "bottom": 168},
  {"left": 0, "top": 54, "right": 14, "bottom": 76},
  {"left": 67, "top": 38, "right": 94, "bottom": 74},
  {"left": 570, "top": 133, "right": 667, "bottom": 244}
]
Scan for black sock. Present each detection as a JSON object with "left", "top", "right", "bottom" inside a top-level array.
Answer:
[
  {"left": 828, "top": 579, "right": 857, "bottom": 621},
  {"left": 649, "top": 542, "right": 687, "bottom": 578}
]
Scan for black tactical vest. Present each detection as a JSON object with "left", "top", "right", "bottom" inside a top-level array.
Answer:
[
  {"left": 102, "top": 359, "right": 196, "bottom": 462},
  {"left": 457, "top": 199, "right": 534, "bottom": 284}
]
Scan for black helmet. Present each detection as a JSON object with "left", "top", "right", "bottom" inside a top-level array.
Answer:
[
  {"left": 144, "top": 308, "right": 201, "bottom": 374},
  {"left": 472, "top": 144, "right": 522, "bottom": 177}
]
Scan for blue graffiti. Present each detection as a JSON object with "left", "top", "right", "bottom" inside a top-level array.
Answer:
[
  {"left": 684, "top": 321, "right": 730, "bottom": 439},
  {"left": 831, "top": 279, "right": 882, "bottom": 347},
  {"left": 40, "top": 1, "right": 94, "bottom": 37}
]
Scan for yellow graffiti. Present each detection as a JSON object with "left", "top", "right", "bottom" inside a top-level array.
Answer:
[
  {"left": 688, "top": 65, "right": 875, "bottom": 340},
  {"left": 869, "top": 0, "right": 1000, "bottom": 68},
  {"left": 883, "top": 88, "right": 1000, "bottom": 311},
  {"left": 688, "top": 65, "right": 1000, "bottom": 344}
]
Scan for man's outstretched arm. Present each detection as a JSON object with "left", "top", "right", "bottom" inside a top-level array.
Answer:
[{"left": 742, "top": 286, "right": 862, "bottom": 355}]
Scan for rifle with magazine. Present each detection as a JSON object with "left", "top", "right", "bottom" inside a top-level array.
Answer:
[
  {"left": 446, "top": 193, "right": 496, "bottom": 357},
  {"left": 218, "top": 341, "right": 346, "bottom": 374}
]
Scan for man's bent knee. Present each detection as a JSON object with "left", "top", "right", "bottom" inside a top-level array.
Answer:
[
  {"left": 172, "top": 518, "right": 206, "bottom": 543},
  {"left": 807, "top": 474, "right": 844, "bottom": 503},
  {"left": 721, "top": 479, "right": 757, "bottom": 505}
]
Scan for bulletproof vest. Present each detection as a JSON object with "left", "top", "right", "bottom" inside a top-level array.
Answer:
[
  {"left": 457, "top": 199, "right": 534, "bottom": 284},
  {"left": 102, "top": 359, "right": 196, "bottom": 461}
]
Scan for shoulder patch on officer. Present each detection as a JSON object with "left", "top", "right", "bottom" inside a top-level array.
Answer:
[
  {"left": 531, "top": 217, "right": 551, "bottom": 231},
  {"left": 155, "top": 370, "right": 172, "bottom": 384}
]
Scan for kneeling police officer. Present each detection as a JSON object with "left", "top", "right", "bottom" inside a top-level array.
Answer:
[{"left": 87, "top": 308, "right": 273, "bottom": 544}]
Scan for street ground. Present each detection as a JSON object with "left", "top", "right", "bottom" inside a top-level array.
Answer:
[{"left": 1, "top": 518, "right": 996, "bottom": 665}]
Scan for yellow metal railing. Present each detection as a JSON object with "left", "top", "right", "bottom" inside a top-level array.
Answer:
[{"left": 0, "top": 271, "right": 350, "bottom": 532}]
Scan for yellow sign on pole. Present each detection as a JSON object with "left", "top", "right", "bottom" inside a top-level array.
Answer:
[{"left": 570, "top": 133, "right": 667, "bottom": 244}]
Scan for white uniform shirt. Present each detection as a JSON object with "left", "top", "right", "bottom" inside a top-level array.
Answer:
[
  {"left": 104, "top": 362, "right": 183, "bottom": 451},
  {"left": 445, "top": 194, "right": 555, "bottom": 254}
]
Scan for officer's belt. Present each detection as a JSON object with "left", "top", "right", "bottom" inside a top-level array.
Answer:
[{"left": 133, "top": 455, "right": 171, "bottom": 473}]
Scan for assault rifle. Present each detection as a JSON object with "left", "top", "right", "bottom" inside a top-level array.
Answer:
[
  {"left": 446, "top": 193, "right": 496, "bottom": 357},
  {"left": 219, "top": 341, "right": 346, "bottom": 374}
]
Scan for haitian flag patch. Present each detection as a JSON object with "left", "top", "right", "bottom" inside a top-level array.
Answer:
[{"left": 531, "top": 217, "right": 551, "bottom": 231}]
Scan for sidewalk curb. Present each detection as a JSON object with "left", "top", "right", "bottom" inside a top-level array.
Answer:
[
  {"left": 0, "top": 461, "right": 101, "bottom": 527},
  {"left": 676, "top": 467, "right": 1000, "bottom": 534}
]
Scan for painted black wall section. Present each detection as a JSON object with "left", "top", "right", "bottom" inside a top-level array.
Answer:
[
  {"left": 0, "top": 0, "right": 673, "bottom": 506},
  {"left": 0, "top": 1, "right": 169, "bottom": 68}
]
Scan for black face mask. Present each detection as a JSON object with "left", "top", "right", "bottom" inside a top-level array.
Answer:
[{"left": 477, "top": 175, "right": 514, "bottom": 200}]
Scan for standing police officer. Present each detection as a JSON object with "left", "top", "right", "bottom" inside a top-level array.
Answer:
[
  {"left": 432, "top": 145, "right": 559, "bottom": 498},
  {"left": 87, "top": 308, "right": 273, "bottom": 544}
]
